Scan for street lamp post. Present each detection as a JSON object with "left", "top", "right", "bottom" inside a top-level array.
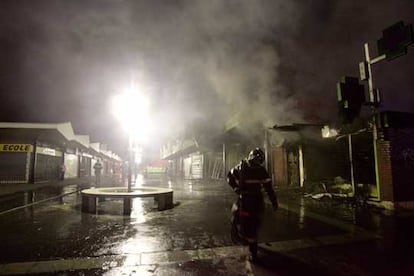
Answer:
[{"left": 128, "top": 135, "right": 133, "bottom": 192}]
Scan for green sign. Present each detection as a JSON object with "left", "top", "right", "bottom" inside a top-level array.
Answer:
[{"left": 146, "top": 167, "right": 167, "bottom": 174}]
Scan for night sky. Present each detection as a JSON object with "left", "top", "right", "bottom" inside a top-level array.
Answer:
[{"left": 1, "top": 0, "right": 414, "bottom": 155}]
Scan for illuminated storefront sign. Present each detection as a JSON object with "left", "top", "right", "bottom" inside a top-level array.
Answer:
[
  {"left": 82, "top": 153, "right": 93, "bottom": 158},
  {"left": 0, "top": 144, "right": 33, "bottom": 152},
  {"left": 37, "top": 146, "right": 62, "bottom": 157}
]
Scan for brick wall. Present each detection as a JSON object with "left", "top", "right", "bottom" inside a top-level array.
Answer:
[{"left": 377, "top": 138, "right": 394, "bottom": 201}]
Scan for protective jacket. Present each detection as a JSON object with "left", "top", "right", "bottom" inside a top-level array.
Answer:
[{"left": 227, "top": 160, "right": 278, "bottom": 214}]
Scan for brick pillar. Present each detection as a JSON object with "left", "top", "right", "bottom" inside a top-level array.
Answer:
[{"left": 376, "top": 139, "right": 394, "bottom": 201}]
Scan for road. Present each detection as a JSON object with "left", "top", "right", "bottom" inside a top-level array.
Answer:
[{"left": 0, "top": 177, "right": 413, "bottom": 275}]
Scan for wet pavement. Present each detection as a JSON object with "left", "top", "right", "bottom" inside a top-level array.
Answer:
[{"left": 0, "top": 177, "right": 414, "bottom": 275}]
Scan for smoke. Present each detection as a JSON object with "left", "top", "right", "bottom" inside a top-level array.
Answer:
[{"left": 1, "top": 0, "right": 414, "bottom": 153}]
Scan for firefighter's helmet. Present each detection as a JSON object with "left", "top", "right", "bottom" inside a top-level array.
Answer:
[{"left": 248, "top": 148, "right": 265, "bottom": 165}]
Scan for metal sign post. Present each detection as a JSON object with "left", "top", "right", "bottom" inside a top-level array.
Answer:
[
  {"left": 360, "top": 21, "right": 413, "bottom": 200},
  {"left": 362, "top": 43, "right": 385, "bottom": 200}
]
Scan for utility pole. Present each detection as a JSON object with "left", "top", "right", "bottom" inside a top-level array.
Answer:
[
  {"left": 359, "top": 21, "right": 413, "bottom": 200},
  {"left": 361, "top": 43, "right": 385, "bottom": 200},
  {"left": 348, "top": 134, "right": 355, "bottom": 195}
]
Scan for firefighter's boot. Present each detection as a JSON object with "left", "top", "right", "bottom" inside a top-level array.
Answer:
[{"left": 248, "top": 242, "right": 258, "bottom": 263}]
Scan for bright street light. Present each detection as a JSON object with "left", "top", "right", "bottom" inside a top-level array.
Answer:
[
  {"left": 112, "top": 87, "right": 151, "bottom": 144},
  {"left": 112, "top": 86, "right": 151, "bottom": 192}
]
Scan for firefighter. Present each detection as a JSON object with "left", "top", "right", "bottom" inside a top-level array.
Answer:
[{"left": 227, "top": 147, "right": 279, "bottom": 262}]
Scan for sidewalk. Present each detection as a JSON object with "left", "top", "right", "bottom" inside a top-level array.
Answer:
[
  {"left": 0, "top": 177, "right": 91, "bottom": 197},
  {"left": 0, "top": 175, "right": 123, "bottom": 197}
]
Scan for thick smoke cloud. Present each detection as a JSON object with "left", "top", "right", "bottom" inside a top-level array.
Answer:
[{"left": 0, "top": 0, "right": 413, "bottom": 154}]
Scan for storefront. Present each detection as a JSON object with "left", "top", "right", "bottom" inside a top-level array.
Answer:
[
  {"left": 0, "top": 122, "right": 122, "bottom": 184},
  {"left": 34, "top": 146, "right": 63, "bottom": 182},
  {"left": 79, "top": 153, "right": 92, "bottom": 177},
  {"left": 183, "top": 153, "right": 204, "bottom": 180},
  {"left": 0, "top": 143, "right": 33, "bottom": 184},
  {"left": 64, "top": 150, "right": 79, "bottom": 179}
]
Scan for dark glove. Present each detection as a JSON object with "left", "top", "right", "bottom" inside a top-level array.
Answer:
[
  {"left": 234, "top": 187, "right": 241, "bottom": 195},
  {"left": 272, "top": 201, "right": 279, "bottom": 211}
]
